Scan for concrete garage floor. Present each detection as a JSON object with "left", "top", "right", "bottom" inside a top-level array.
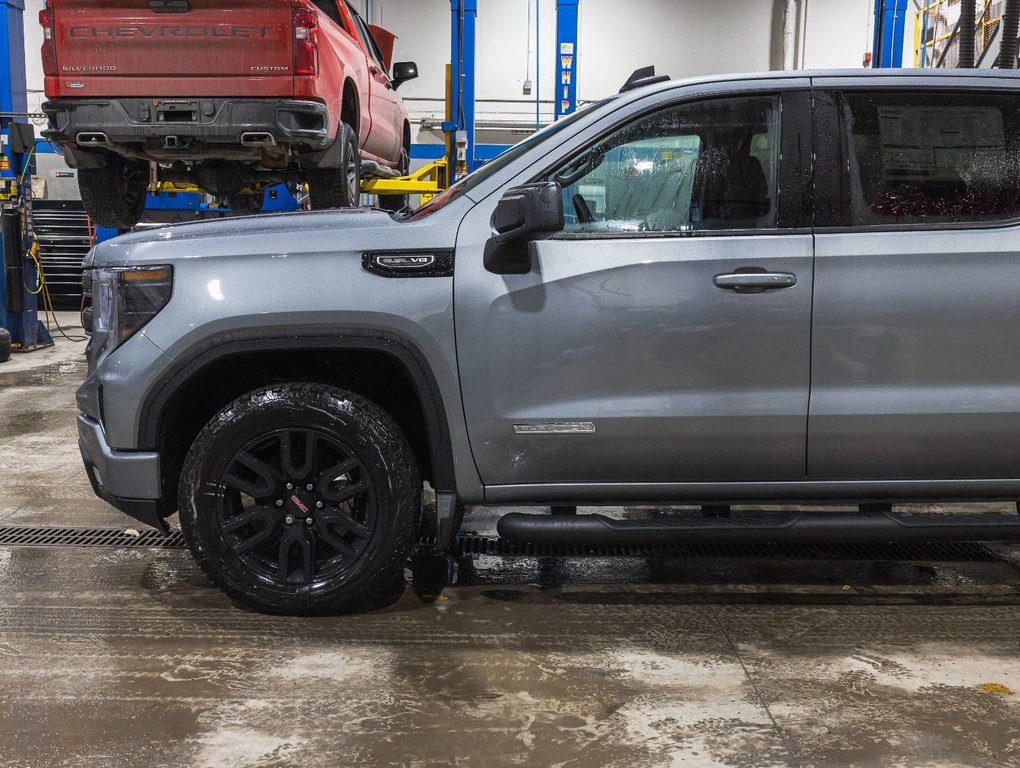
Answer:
[{"left": 3, "top": 318, "right": 1020, "bottom": 767}]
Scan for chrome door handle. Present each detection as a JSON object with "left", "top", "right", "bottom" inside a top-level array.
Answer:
[{"left": 714, "top": 271, "right": 797, "bottom": 291}]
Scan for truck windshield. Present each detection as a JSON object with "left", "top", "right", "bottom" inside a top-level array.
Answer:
[{"left": 405, "top": 98, "right": 615, "bottom": 219}]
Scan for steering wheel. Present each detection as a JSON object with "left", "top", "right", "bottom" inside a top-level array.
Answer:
[{"left": 555, "top": 153, "right": 594, "bottom": 187}]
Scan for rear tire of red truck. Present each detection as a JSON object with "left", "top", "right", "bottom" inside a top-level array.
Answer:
[
  {"left": 308, "top": 123, "right": 361, "bottom": 210},
  {"left": 77, "top": 155, "right": 148, "bottom": 230}
]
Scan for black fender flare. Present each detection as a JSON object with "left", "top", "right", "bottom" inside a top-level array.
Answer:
[{"left": 138, "top": 327, "right": 456, "bottom": 491}]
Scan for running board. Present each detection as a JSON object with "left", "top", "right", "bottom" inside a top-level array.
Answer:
[{"left": 496, "top": 511, "right": 1020, "bottom": 545}]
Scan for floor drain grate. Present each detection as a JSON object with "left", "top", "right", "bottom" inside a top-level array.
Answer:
[
  {"left": 0, "top": 526, "right": 1003, "bottom": 561},
  {"left": 0, "top": 526, "right": 187, "bottom": 549}
]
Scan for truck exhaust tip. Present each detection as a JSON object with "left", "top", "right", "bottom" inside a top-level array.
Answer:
[
  {"left": 240, "top": 132, "right": 277, "bottom": 147},
  {"left": 75, "top": 132, "right": 111, "bottom": 147}
]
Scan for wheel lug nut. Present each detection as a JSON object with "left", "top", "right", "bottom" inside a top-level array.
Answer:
[
  {"left": 315, "top": 501, "right": 324, "bottom": 509},
  {"left": 285, "top": 515, "right": 295, "bottom": 525},
  {"left": 305, "top": 517, "right": 314, "bottom": 526},
  {"left": 275, "top": 499, "right": 284, "bottom": 507},
  {"left": 306, "top": 483, "right": 314, "bottom": 491},
  {"left": 285, "top": 482, "right": 294, "bottom": 491}
]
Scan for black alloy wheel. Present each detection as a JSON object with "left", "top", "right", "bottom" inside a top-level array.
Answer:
[
  {"left": 179, "top": 383, "right": 421, "bottom": 614},
  {"left": 216, "top": 428, "right": 376, "bottom": 584}
]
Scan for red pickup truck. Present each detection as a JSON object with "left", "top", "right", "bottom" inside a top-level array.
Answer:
[{"left": 40, "top": 0, "right": 418, "bottom": 228}]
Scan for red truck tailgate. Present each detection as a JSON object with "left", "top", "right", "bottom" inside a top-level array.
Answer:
[{"left": 49, "top": 0, "right": 295, "bottom": 97}]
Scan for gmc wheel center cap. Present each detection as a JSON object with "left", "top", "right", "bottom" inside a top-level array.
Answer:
[{"left": 286, "top": 490, "right": 315, "bottom": 516}]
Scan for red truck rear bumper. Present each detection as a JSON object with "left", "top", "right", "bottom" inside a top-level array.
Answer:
[{"left": 43, "top": 97, "right": 331, "bottom": 168}]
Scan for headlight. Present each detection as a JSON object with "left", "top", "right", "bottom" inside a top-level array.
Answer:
[{"left": 83, "top": 265, "right": 173, "bottom": 365}]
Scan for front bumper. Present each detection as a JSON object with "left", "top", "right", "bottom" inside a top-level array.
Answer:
[
  {"left": 43, "top": 97, "right": 331, "bottom": 165},
  {"left": 78, "top": 413, "right": 168, "bottom": 533}
]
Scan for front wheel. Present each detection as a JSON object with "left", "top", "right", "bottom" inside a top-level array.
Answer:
[
  {"left": 178, "top": 383, "right": 420, "bottom": 614},
  {"left": 307, "top": 122, "right": 360, "bottom": 209}
]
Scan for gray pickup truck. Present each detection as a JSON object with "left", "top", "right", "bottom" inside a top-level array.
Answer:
[{"left": 77, "top": 69, "right": 1020, "bottom": 613}]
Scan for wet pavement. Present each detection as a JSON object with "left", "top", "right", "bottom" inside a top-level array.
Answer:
[{"left": 2, "top": 321, "right": 1020, "bottom": 767}]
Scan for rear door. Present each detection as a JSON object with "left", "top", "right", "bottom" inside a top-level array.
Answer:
[
  {"left": 809, "top": 77, "right": 1020, "bottom": 480},
  {"left": 50, "top": 0, "right": 293, "bottom": 97},
  {"left": 455, "top": 86, "right": 816, "bottom": 489}
]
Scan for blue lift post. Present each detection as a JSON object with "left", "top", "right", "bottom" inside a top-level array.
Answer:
[
  {"left": 555, "top": 0, "right": 579, "bottom": 119},
  {"left": 446, "top": 0, "right": 477, "bottom": 183},
  {"left": 0, "top": 0, "right": 52, "bottom": 351},
  {"left": 872, "top": 0, "right": 909, "bottom": 68}
]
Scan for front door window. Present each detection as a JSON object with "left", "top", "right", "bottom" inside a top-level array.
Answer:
[{"left": 548, "top": 96, "right": 779, "bottom": 234}]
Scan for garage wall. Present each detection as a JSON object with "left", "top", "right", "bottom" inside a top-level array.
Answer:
[
  {"left": 377, "top": 0, "right": 902, "bottom": 128},
  {"left": 802, "top": 0, "right": 874, "bottom": 69},
  {"left": 379, "top": 0, "right": 778, "bottom": 126}
]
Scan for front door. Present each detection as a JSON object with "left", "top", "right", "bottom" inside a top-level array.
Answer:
[{"left": 455, "top": 92, "right": 815, "bottom": 488}]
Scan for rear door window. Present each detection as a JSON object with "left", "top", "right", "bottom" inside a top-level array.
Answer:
[{"left": 843, "top": 91, "right": 1020, "bottom": 226}]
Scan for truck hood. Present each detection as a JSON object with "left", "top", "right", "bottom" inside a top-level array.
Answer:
[{"left": 87, "top": 207, "right": 443, "bottom": 268}]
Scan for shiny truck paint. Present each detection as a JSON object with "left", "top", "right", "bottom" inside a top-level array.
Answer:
[{"left": 78, "top": 69, "right": 1020, "bottom": 526}]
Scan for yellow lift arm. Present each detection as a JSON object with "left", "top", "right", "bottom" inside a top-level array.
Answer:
[{"left": 361, "top": 158, "right": 448, "bottom": 203}]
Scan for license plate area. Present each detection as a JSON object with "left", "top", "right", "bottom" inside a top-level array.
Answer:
[{"left": 157, "top": 104, "right": 197, "bottom": 123}]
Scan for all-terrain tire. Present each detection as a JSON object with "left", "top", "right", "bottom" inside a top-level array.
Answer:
[
  {"left": 178, "top": 383, "right": 420, "bottom": 615},
  {"left": 0, "top": 328, "right": 11, "bottom": 363},
  {"left": 226, "top": 191, "right": 264, "bottom": 217},
  {"left": 78, "top": 154, "right": 148, "bottom": 230},
  {"left": 308, "top": 122, "right": 361, "bottom": 209}
]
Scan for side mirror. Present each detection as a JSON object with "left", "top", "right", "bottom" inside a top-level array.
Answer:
[
  {"left": 392, "top": 61, "right": 419, "bottom": 90},
  {"left": 491, "top": 182, "right": 564, "bottom": 244},
  {"left": 484, "top": 182, "right": 564, "bottom": 274}
]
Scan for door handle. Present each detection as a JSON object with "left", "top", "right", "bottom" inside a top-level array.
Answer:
[
  {"left": 714, "top": 271, "right": 797, "bottom": 292},
  {"left": 370, "top": 65, "right": 380, "bottom": 75}
]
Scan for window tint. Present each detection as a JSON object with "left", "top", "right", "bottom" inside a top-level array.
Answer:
[
  {"left": 844, "top": 91, "right": 1020, "bottom": 226},
  {"left": 547, "top": 96, "right": 779, "bottom": 234}
]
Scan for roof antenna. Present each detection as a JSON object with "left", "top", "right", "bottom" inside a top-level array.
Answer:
[{"left": 620, "top": 66, "right": 671, "bottom": 93}]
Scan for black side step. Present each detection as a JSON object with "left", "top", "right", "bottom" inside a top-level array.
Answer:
[{"left": 496, "top": 511, "right": 1020, "bottom": 545}]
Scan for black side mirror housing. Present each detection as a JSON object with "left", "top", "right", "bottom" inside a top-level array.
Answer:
[
  {"left": 485, "top": 182, "right": 564, "bottom": 274},
  {"left": 491, "top": 182, "right": 564, "bottom": 243},
  {"left": 392, "top": 61, "right": 419, "bottom": 90}
]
